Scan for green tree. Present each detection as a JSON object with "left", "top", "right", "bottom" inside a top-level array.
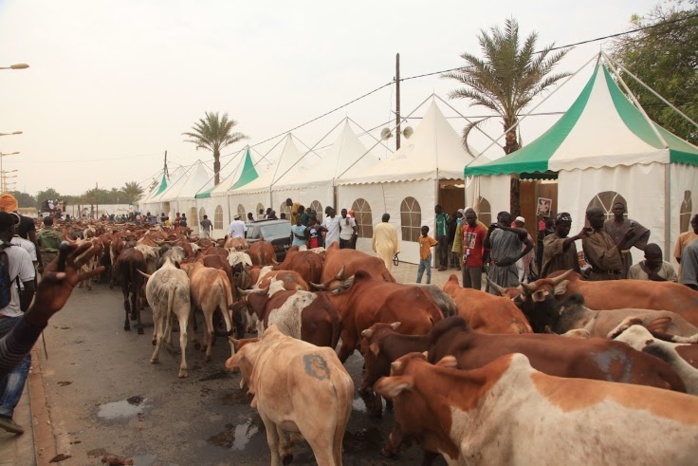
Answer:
[
  {"left": 612, "top": 0, "right": 698, "bottom": 144},
  {"left": 11, "top": 191, "right": 36, "bottom": 208},
  {"left": 443, "top": 18, "right": 570, "bottom": 154},
  {"left": 182, "top": 112, "right": 247, "bottom": 185},
  {"left": 120, "top": 181, "right": 144, "bottom": 204}
]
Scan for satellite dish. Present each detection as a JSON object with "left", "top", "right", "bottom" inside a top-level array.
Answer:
[
  {"left": 402, "top": 126, "right": 414, "bottom": 139},
  {"left": 380, "top": 127, "right": 393, "bottom": 140}
]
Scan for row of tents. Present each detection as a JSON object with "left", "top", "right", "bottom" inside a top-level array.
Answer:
[{"left": 138, "top": 54, "right": 698, "bottom": 265}]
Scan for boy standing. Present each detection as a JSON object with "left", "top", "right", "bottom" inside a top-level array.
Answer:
[{"left": 417, "top": 225, "right": 438, "bottom": 285}]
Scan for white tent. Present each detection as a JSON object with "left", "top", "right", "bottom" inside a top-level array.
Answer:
[
  {"left": 467, "top": 54, "right": 698, "bottom": 264},
  {"left": 270, "top": 119, "right": 378, "bottom": 220},
  {"left": 337, "top": 99, "right": 477, "bottom": 263}
]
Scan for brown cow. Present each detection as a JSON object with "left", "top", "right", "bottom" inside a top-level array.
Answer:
[
  {"left": 224, "top": 236, "right": 249, "bottom": 251},
  {"left": 256, "top": 268, "right": 309, "bottom": 291},
  {"left": 274, "top": 247, "right": 323, "bottom": 284},
  {"left": 242, "top": 288, "right": 341, "bottom": 348},
  {"left": 443, "top": 274, "right": 531, "bottom": 334},
  {"left": 324, "top": 270, "right": 443, "bottom": 362},
  {"left": 248, "top": 241, "right": 276, "bottom": 266},
  {"left": 112, "top": 247, "right": 147, "bottom": 334},
  {"left": 427, "top": 316, "right": 684, "bottom": 392},
  {"left": 319, "top": 243, "right": 394, "bottom": 288},
  {"left": 531, "top": 270, "right": 698, "bottom": 326}
]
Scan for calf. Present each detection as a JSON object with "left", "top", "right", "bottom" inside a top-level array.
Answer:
[
  {"left": 375, "top": 352, "right": 698, "bottom": 466},
  {"left": 143, "top": 258, "right": 191, "bottom": 378},
  {"left": 225, "top": 325, "right": 354, "bottom": 466},
  {"left": 428, "top": 316, "right": 684, "bottom": 392},
  {"left": 112, "top": 247, "right": 147, "bottom": 334}
]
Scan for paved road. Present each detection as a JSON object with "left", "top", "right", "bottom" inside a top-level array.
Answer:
[{"left": 35, "top": 263, "right": 460, "bottom": 465}]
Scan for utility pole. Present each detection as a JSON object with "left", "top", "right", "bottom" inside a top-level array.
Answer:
[
  {"left": 164, "top": 150, "right": 169, "bottom": 179},
  {"left": 95, "top": 182, "right": 99, "bottom": 220},
  {"left": 395, "top": 53, "right": 401, "bottom": 151}
]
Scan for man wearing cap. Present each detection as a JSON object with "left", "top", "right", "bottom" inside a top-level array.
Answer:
[
  {"left": 228, "top": 214, "right": 247, "bottom": 239},
  {"left": 0, "top": 211, "right": 36, "bottom": 434},
  {"left": 37, "top": 217, "right": 63, "bottom": 270},
  {"left": 603, "top": 202, "right": 650, "bottom": 278},
  {"left": 484, "top": 211, "right": 533, "bottom": 293},
  {"left": 0, "top": 193, "right": 43, "bottom": 275},
  {"left": 541, "top": 213, "right": 585, "bottom": 277},
  {"left": 628, "top": 243, "right": 677, "bottom": 282}
]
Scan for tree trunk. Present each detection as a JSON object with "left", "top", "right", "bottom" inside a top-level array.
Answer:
[
  {"left": 503, "top": 125, "right": 521, "bottom": 216},
  {"left": 213, "top": 150, "right": 221, "bottom": 185}
]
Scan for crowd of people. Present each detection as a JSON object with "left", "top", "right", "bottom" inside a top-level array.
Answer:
[{"left": 444, "top": 201, "right": 698, "bottom": 294}]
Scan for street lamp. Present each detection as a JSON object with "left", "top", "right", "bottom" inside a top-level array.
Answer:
[
  {"left": 0, "top": 131, "right": 22, "bottom": 137},
  {"left": 0, "top": 63, "right": 29, "bottom": 70},
  {"left": 0, "top": 153, "right": 19, "bottom": 192}
]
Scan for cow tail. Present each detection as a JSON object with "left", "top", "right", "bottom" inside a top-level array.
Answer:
[{"left": 167, "top": 285, "right": 177, "bottom": 323}]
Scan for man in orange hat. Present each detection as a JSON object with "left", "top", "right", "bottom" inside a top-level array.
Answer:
[{"left": 0, "top": 194, "right": 43, "bottom": 274}]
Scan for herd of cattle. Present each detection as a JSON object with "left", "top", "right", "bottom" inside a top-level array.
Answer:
[{"left": 66, "top": 223, "right": 698, "bottom": 465}]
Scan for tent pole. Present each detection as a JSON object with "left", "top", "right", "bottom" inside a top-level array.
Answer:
[
  {"left": 603, "top": 53, "right": 698, "bottom": 132},
  {"left": 665, "top": 165, "right": 671, "bottom": 259}
]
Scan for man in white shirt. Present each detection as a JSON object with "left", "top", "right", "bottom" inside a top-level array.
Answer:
[
  {"left": 228, "top": 214, "right": 247, "bottom": 239},
  {"left": 338, "top": 208, "right": 357, "bottom": 249},
  {"left": 322, "top": 207, "right": 341, "bottom": 248},
  {"left": 0, "top": 211, "right": 36, "bottom": 434}
]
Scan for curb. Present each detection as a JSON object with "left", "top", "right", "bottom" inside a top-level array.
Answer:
[{"left": 28, "top": 346, "right": 58, "bottom": 466}]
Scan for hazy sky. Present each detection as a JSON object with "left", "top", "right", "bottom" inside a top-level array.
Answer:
[{"left": 0, "top": 0, "right": 659, "bottom": 196}]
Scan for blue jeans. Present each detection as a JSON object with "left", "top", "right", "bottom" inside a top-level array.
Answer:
[
  {"left": 0, "top": 316, "right": 30, "bottom": 418},
  {"left": 416, "top": 255, "right": 432, "bottom": 284}
]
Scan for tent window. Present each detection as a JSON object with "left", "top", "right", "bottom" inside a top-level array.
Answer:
[
  {"left": 309, "top": 200, "right": 323, "bottom": 223},
  {"left": 400, "top": 196, "right": 421, "bottom": 242},
  {"left": 198, "top": 208, "right": 206, "bottom": 226},
  {"left": 352, "top": 198, "right": 373, "bottom": 238},
  {"left": 587, "top": 191, "right": 628, "bottom": 222},
  {"left": 681, "top": 190, "right": 692, "bottom": 233},
  {"left": 214, "top": 205, "right": 224, "bottom": 230},
  {"left": 256, "top": 203, "right": 265, "bottom": 220},
  {"left": 191, "top": 207, "right": 199, "bottom": 226},
  {"left": 477, "top": 197, "right": 491, "bottom": 227},
  {"left": 237, "top": 204, "right": 246, "bottom": 222}
]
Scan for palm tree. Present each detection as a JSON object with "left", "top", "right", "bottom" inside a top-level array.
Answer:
[
  {"left": 443, "top": 18, "right": 570, "bottom": 154},
  {"left": 120, "top": 181, "right": 143, "bottom": 204},
  {"left": 182, "top": 112, "right": 248, "bottom": 185}
]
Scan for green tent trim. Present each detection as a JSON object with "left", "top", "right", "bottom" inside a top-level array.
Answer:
[
  {"left": 154, "top": 172, "right": 168, "bottom": 196},
  {"left": 230, "top": 147, "right": 259, "bottom": 190}
]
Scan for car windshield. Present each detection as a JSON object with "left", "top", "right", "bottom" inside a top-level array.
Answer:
[{"left": 260, "top": 223, "right": 291, "bottom": 238}]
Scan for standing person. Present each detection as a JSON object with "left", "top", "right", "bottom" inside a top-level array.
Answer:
[
  {"left": 200, "top": 214, "right": 212, "bottom": 238},
  {"left": 372, "top": 213, "right": 400, "bottom": 273},
  {"left": 37, "top": 216, "right": 63, "bottom": 270},
  {"left": 286, "top": 198, "right": 301, "bottom": 225},
  {"left": 258, "top": 208, "right": 265, "bottom": 220},
  {"left": 448, "top": 211, "right": 460, "bottom": 270},
  {"left": 583, "top": 207, "right": 633, "bottom": 281},
  {"left": 0, "top": 194, "right": 43, "bottom": 275},
  {"left": 322, "top": 207, "right": 341, "bottom": 248},
  {"left": 452, "top": 208, "right": 487, "bottom": 290},
  {"left": 291, "top": 215, "right": 308, "bottom": 249},
  {"left": 484, "top": 211, "right": 533, "bottom": 293},
  {"left": 228, "top": 214, "right": 247, "bottom": 239},
  {"left": 338, "top": 208, "right": 357, "bottom": 249},
  {"left": 434, "top": 205, "right": 450, "bottom": 271},
  {"left": 674, "top": 214, "right": 698, "bottom": 280},
  {"left": 541, "top": 213, "right": 585, "bottom": 277},
  {"left": 416, "top": 226, "right": 438, "bottom": 285},
  {"left": 174, "top": 212, "right": 181, "bottom": 228},
  {"left": 680, "top": 237, "right": 698, "bottom": 290},
  {"left": 264, "top": 208, "right": 272, "bottom": 219},
  {"left": 246, "top": 212, "right": 255, "bottom": 223},
  {"left": 512, "top": 216, "right": 535, "bottom": 283},
  {"left": 603, "top": 202, "right": 650, "bottom": 278},
  {"left": 179, "top": 214, "right": 188, "bottom": 228},
  {"left": 0, "top": 211, "right": 36, "bottom": 434},
  {"left": 159, "top": 212, "right": 167, "bottom": 225},
  {"left": 298, "top": 206, "right": 310, "bottom": 227},
  {"left": 537, "top": 217, "right": 555, "bottom": 274},
  {"left": 628, "top": 243, "right": 678, "bottom": 282},
  {"left": 307, "top": 216, "right": 326, "bottom": 249}
]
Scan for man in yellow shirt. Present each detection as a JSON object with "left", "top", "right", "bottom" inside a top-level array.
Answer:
[{"left": 286, "top": 198, "right": 301, "bottom": 225}]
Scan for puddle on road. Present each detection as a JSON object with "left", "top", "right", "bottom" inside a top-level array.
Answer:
[
  {"left": 208, "top": 419, "right": 260, "bottom": 450},
  {"left": 97, "top": 396, "right": 150, "bottom": 421}
]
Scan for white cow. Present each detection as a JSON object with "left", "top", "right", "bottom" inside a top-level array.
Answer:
[
  {"left": 143, "top": 258, "right": 191, "bottom": 378},
  {"left": 226, "top": 325, "right": 353, "bottom": 466}
]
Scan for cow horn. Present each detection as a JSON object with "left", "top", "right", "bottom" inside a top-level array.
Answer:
[
  {"left": 137, "top": 270, "right": 151, "bottom": 279},
  {"left": 390, "top": 322, "right": 401, "bottom": 330},
  {"left": 335, "top": 265, "right": 345, "bottom": 280},
  {"left": 550, "top": 269, "right": 574, "bottom": 287},
  {"left": 486, "top": 277, "right": 507, "bottom": 297},
  {"left": 309, "top": 281, "right": 327, "bottom": 291},
  {"left": 521, "top": 281, "right": 537, "bottom": 294},
  {"left": 360, "top": 328, "right": 373, "bottom": 339}
]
